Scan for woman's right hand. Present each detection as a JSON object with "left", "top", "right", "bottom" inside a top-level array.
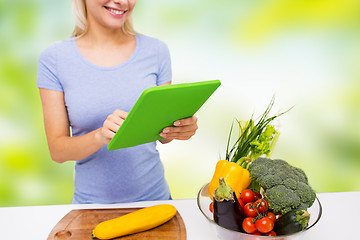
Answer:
[{"left": 97, "top": 109, "right": 128, "bottom": 145}]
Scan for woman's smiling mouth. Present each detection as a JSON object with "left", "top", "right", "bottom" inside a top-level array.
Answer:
[{"left": 104, "top": 6, "right": 127, "bottom": 17}]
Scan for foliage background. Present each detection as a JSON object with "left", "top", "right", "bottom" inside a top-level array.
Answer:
[{"left": 1, "top": 0, "right": 359, "bottom": 207}]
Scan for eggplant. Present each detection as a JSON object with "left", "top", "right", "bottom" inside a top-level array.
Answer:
[
  {"left": 213, "top": 177, "right": 244, "bottom": 232},
  {"left": 274, "top": 210, "right": 310, "bottom": 235}
]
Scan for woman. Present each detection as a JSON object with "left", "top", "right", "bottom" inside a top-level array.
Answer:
[{"left": 37, "top": 0, "right": 198, "bottom": 204}]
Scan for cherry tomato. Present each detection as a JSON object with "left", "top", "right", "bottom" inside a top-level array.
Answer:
[
  {"left": 240, "top": 189, "right": 255, "bottom": 204},
  {"left": 252, "top": 231, "right": 261, "bottom": 236},
  {"left": 209, "top": 202, "right": 213, "bottom": 213},
  {"left": 267, "top": 212, "right": 276, "bottom": 223},
  {"left": 265, "top": 231, "right": 277, "bottom": 236},
  {"left": 242, "top": 217, "right": 257, "bottom": 234},
  {"left": 254, "top": 191, "right": 262, "bottom": 201},
  {"left": 244, "top": 202, "right": 257, "bottom": 217},
  {"left": 255, "top": 217, "right": 274, "bottom": 234},
  {"left": 254, "top": 199, "right": 268, "bottom": 214}
]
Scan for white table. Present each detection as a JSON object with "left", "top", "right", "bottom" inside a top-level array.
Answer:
[{"left": 0, "top": 192, "right": 359, "bottom": 240}]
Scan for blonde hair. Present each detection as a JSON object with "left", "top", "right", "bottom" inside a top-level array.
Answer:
[{"left": 70, "top": 0, "right": 138, "bottom": 37}]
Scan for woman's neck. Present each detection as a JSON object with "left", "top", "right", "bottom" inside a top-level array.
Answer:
[
  {"left": 75, "top": 23, "right": 137, "bottom": 67},
  {"left": 81, "top": 20, "right": 131, "bottom": 48}
]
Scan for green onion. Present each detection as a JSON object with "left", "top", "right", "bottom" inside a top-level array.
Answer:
[{"left": 225, "top": 96, "right": 291, "bottom": 164}]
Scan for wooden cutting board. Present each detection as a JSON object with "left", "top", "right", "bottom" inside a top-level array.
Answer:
[{"left": 47, "top": 207, "right": 186, "bottom": 240}]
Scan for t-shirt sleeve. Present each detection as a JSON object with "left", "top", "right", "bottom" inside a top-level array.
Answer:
[
  {"left": 37, "top": 42, "right": 64, "bottom": 92},
  {"left": 156, "top": 40, "right": 172, "bottom": 85}
]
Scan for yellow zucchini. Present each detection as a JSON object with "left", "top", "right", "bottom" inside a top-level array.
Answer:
[{"left": 92, "top": 204, "right": 177, "bottom": 239}]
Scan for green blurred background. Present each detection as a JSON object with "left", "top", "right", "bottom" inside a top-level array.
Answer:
[{"left": 1, "top": 0, "right": 359, "bottom": 207}]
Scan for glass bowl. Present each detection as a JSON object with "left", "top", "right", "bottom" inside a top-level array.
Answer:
[{"left": 197, "top": 183, "right": 322, "bottom": 240}]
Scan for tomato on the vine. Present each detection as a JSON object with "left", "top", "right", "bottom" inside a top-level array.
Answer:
[
  {"left": 254, "top": 191, "right": 262, "bottom": 201},
  {"left": 266, "top": 212, "right": 276, "bottom": 223},
  {"left": 240, "top": 189, "right": 255, "bottom": 204},
  {"left": 265, "top": 231, "right": 277, "bottom": 236},
  {"left": 242, "top": 217, "right": 257, "bottom": 234},
  {"left": 244, "top": 202, "right": 257, "bottom": 217},
  {"left": 255, "top": 217, "right": 274, "bottom": 234},
  {"left": 254, "top": 199, "right": 268, "bottom": 214}
]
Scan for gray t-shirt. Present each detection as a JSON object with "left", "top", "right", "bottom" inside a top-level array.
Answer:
[{"left": 37, "top": 34, "right": 172, "bottom": 203}]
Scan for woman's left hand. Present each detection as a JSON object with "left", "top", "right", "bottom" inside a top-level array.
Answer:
[{"left": 160, "top": 116, "right": 198, "bottom": 142}]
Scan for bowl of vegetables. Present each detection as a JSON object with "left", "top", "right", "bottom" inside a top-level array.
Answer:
[
  {"left": 197, "top": 181, "right": 322, "bottom": 240},
  {"left": 198, "top": 98, "right": 322, "bottom": 239}
]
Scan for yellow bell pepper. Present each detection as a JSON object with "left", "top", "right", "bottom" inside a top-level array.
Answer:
[{"left": 208, "top": 160, "right": 251, "bottom": 199}]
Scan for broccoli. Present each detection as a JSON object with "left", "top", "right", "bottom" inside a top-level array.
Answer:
[{"left": 248, "top": 158, "right": 316, "bottom": 215}]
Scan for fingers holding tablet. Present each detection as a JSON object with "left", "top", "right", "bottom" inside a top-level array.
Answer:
[
  {"left": 160, "top": 116, "right": 198, "bottom": 140},
  {"left": 100, "top": 110, "right": 129, "bottom": 144}
]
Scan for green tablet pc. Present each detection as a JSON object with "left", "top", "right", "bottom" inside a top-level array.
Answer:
[{"left": 107, "top": 80, "right": 221, "bottom": 150}]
